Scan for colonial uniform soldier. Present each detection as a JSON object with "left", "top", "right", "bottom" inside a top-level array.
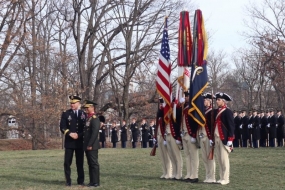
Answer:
[
  {"left": 252, "top": 109, "right": 260, "bottom": 148},
  {"left": 233, "top": 110, "right": 241, "bottom": 147},
  {"left": 269, "top": 109, "right": 277, "bottom": 147},
  {"left": 140, "top": 119, "right": 149, "bottom": 148},
  {"left": 111, "top": 122, "right": 118, "bottom": 148},
  {"left": 82, "top": 100, "right": 100, "bottom": 187},
  {"left": 276, "top": 110, "right": 284, "bottom": 147},
  {"left": 212, "top": 92, "right": 234, "bottom": 185},
  {"left": 180, "top": 91, "right": 199, "bottom": 183},
  {"left": 165, "top": 98, "right": 183, "bottom": 180},
  {"left": 240, "top": 110, "right": 249, "bottom": 147},
  {"left": 199, "top": 93, "right": 216, "bottom": 183},
  {"left": 60, "top": 95, "right": 85, "bottom": 186},
  {"left": 130, "top": 118, "right": 139, "bottom": 148},
  {"left": 120, "top": 120, "right": 128, "bottom": 148},
  {"left": 99, "top": 116, "right": 106, "bottom": 148},
  {"left": 148, "top": 121, "right": 155, "bottom": 148},
  {"left": 153, "top": 98, "right": 172, "bottom": 179}
]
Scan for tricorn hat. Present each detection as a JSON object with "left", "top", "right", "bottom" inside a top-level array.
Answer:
[
  {"left": 184, "top": 90, "right": 190, "bottom": 96},
  {"left": 159, "top": 97, "right": 164, "bottom": 103},
  {"left": 69, "top": 95, "right": 81, "bottom": 104},
  {"left": 203, "top": 92, "right": 215, "bottom": 99},
  {"left": 215, "top": 92, "right": 232, "bottom": 101}
]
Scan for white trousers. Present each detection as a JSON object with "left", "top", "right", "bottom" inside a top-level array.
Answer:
[
  {"left": 214, "top": 136, "right": 230, "bottom": 183},
  {"left": 157, "top": 135, "right": 172, "bottom": 178},
  {"left": 199, "top": 127, "right": 216, "bottom": 182},
  {"left": 182, "top": 133, "right": 199, "bottom": 179},
  {"left": 166, "top": 134, "right": 183, "bottom": 179}
]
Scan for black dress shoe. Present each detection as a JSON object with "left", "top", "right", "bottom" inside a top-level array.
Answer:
[
  {"left": 78, "top": 182, "right": 85, "bottom": 186},
  {"left": 189, "top": 178, "right": 199, "bottom": 183},
  {"left": 184, "top": 178, "right": 192, "bottom": 182},
  {"left": 87, "top": 183, "right": 99, "bottom": 187},
  {"left": 65, "top": 182, "right": 71, "bottom": 186}
]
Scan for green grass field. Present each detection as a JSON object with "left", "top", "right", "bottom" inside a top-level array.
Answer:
[{"left": 0, "top": 147, "right": 285, "bottom": 190}]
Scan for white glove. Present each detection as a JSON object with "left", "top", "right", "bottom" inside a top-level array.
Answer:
[
  {"left": 129, "top": 130, "right": 131, "bottom": 131},
  {"left": 163, "top": 141, "right": 167, "bottom": 146},
  {"left": 267, "top": 124, "right": 270, "bottom": 128},
  {"left": 119, "top": 130, "right": 122, "bottom": 132},
  {"left": 276, "top": 124, "right": 278, "bottom": 127},
  {"left": 140, "top": 128, "right": 142, "bottom": 130},
  {"left": 110, "top": 130, "right": 112, "bottom": 132},
  {"left": 190, "top": 137, "right": 196, "bottom": 143},
  {"left": 239, "top": 125, "right": 242, "bottom": 129},
  {"left": 176, "top": 140, "right": 182, "bottom": 145},
  {"left": 248, "top": 124, "right": 251, "bottom": 129},
  {"left": 153, "top": 138, "right": 156, "bottom": 143},
  {"left": 99, "top": 130, "right": 102, "bottom": 133},
  {"left": 179, "top": 97, "right": 185, "bottom": 104},
  {"left": 227, "top": 141, "right": 233, "bottom": 146},
  {"left": 209, "top": 139, "right": 214, "bottom": 147},
  {"left": 152, "top": 127, "right": 155, "bottom": 130}
]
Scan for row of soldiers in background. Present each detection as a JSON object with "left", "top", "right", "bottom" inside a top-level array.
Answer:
[
  {"left": 98, "top": 119, "right": 156, "bottom": 148},
  {"left": 233, "top": 109, "right": 285, "bottom": 148}
]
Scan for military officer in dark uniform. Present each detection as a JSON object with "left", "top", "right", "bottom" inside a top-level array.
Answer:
[
  {"left": 259, "top": 110, "right": 268, "bottom": 147},
  {"left": 269, "top": 109, "right": 277, "bottom": 147},
  {"left": 130, "top": 118, "right": 139, "bottom": 148},
  {"left": 120, "top": 120, "right": 128, "bottom": 148},
  {"left": 252, "top": 109, "right": 260, "bottom": 148},
  {"left": 111, "top": 121, "right": 118, "bottom": 148},
  {"left": 148, "top": 120, "right": 155, "bottom": 148},
  {"left": 99, "top": 116, "right": 106, "bottom": 148},
  {"left": 276, "top": 109, "right": 284, "bottom": 147},
  {"left": 140, "top": 119, "right": 149, "bottom": 148},
  {"left": 240, "top": 110, "right": 249, "bottom": 147},
  {"left": 248, "top": 111, "right": 253, "bottom": 148},
  {"left": 233, "top": 110, "right": 241, "bottom": 147},
  {"left": 82, "top": 100, "right": 100, "bottom": 188},
  {"left": 60, "top": 95, "right": 85, "bottom": 186}
]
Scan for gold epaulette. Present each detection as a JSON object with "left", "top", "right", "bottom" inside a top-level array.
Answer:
[{"left": 93, "top": 115, "right": 96, "bottom": 118}]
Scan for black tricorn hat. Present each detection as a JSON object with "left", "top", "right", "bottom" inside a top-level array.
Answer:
[
  {"left": 184, "top": 90, "right": 190, "bottom": 96},
  {"left": 99, "top": 115, "right": 105, "bottom": 123},
  {"left": 203, "top": 92, "right": 215, "bottom": 99},
  {"left": 159, "top": 97, "right": 164, "bottom": 103},
  {"left": 82, "top": 100, "right": 97, "bottom": 108},
  {"left": 215, "top": 92, "right": 232, "bottom": 101},
  {"left": 69, "top": 95, "right": 81, "bottom": 103}
]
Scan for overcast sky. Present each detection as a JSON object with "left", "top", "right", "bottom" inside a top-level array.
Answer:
[{"left": 193, "top": 0, "right": 259, "bottom": 56}]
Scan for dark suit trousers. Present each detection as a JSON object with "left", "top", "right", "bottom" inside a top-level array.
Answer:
[
  {"left": 101, "top": 141, "right": 105, "bottom": 148},
  {"left": 121, "top": 141, "right": 126, "bottom": 148},
  {"left": 64, "top": 148, "right": 84, "bottom": 184},
  {"left": 85, "top": 150, "right": 100, "bottom": 185}
]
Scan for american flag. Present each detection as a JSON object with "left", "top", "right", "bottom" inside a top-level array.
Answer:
[{"left": 156, "top": 17, "right": 172, "bottom": 123}]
